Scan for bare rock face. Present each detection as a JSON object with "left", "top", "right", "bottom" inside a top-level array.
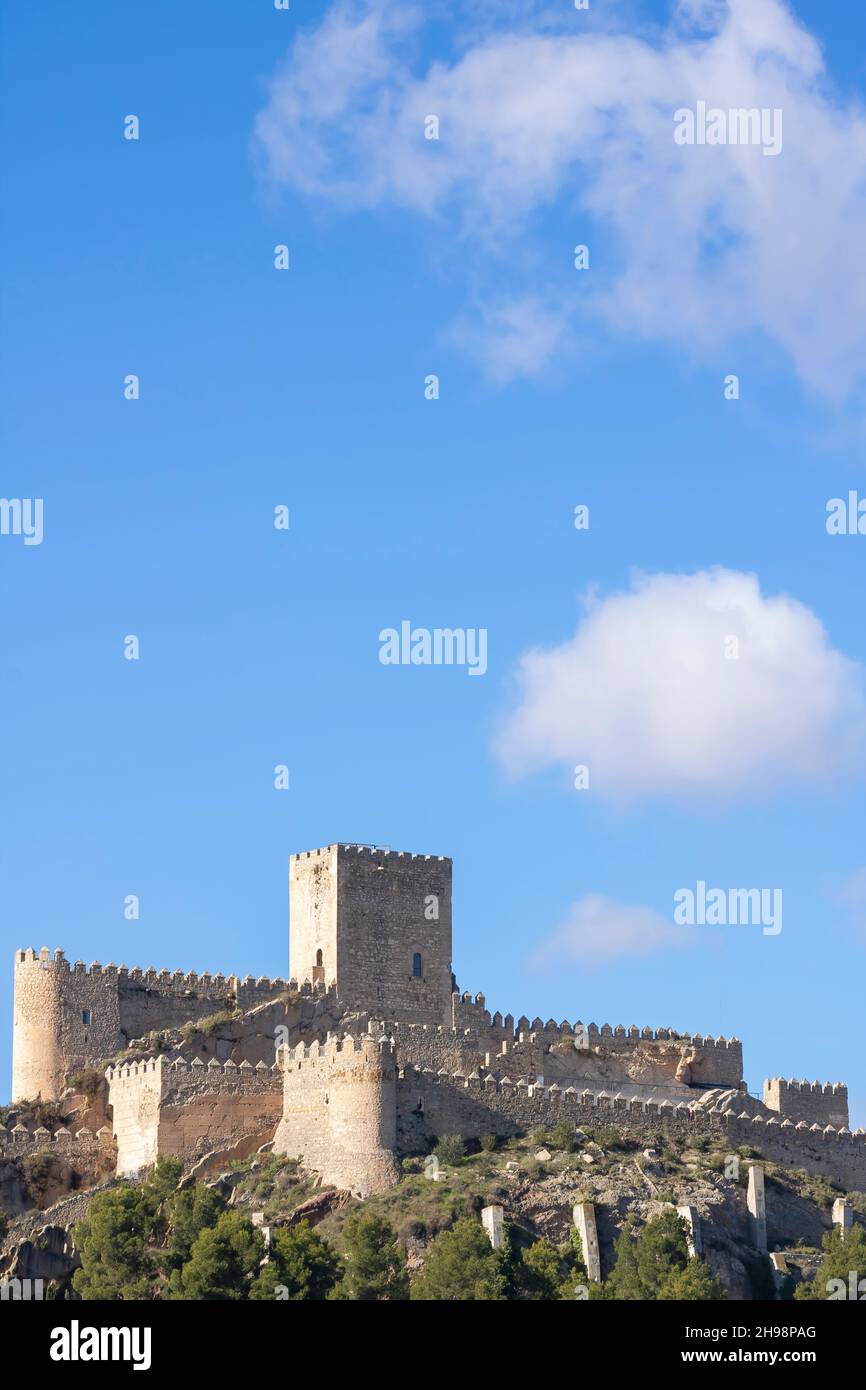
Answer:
[
  {"left": 0, "top": 1161, "right": 29, "bottom": 1218},
  {"left": 10, "top": 1225, "right": 78, "bottom": 1284},
  {"left": 693, "top": 1088, "right": 766, "bottom": 1119},
  {"left": 766, "top": 1184, "right": 830, "bottom": 1251},
  {"left": 58, "top": 1078, "right": 111, "bottom": 1134},
  {"left": 545, "top": 1038, "right": 700, "bottom": 1095},
  {"left": 674, "top": 1050, "right": 695, "bottom": 1085}
]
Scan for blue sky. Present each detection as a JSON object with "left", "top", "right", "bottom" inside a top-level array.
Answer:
[{"left": 1, "top": 0, "right": 864, "bottom": 1121}]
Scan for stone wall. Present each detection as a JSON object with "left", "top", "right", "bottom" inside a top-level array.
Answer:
[
  {"left": 763, "top": 1078, "right": 849, "bottom": 1130},
  {"left": 395, "top": 1068, "right": 866, "bottom": 1191},
  {"left": 273, "top": 1034, "right": 400, "bottom": 1196},
  {"left": 446, "top": 1002, "right": 743, "bottom": 1089},
  {"left": 290, "top": 846, "right": 453, "bottom": 1027},
  {"left": 0, "top": 1122, "right": 115, "bottom": 1160},
  {"left": 106, "top": 1056, "right": 282, "bottom": 1176},
  {"left": 0, "top": 1124, "right": 116, "bottom": 1218},
  {"left": 12, "top": 948, "right": 289, "bottom": 1102},
  {"left": 369, "top": 1021, "right": 487, "bottom": 1073},
  {"left": 289, "top": 846, "right": 340, "bottom": 990},
  {"left": 367, "top": 1014, "right": 744, "bottom": 1102}
]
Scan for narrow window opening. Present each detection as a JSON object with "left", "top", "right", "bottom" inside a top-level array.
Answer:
[{"left": 412, "top": 952, "right": 423, "bottom": 979}]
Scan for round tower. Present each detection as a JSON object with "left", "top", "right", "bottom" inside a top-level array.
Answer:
[
  {"left": 326, "top": 1036, "right": 400, "bottom": 1196},
  {"left": 275, "top": 1034, "right": 400, "bottom": 1196},
  {"left": 12, "top": 948, "right": 67, "bottom": 1102}
]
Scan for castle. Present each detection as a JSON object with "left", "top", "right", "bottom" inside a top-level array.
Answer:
[{"left": 9, "top": 843, "right": 863, "bottom": 1198}]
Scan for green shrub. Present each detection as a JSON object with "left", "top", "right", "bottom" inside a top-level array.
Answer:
[
  {"left": 0, "top": 1099, "right": 64, "bottom": 1131},
  {"left": 170, "top": 1211, "right": 264, "bottom": 1300},
  {"left": 399, "top": 1218, "right": 426, "bottom": 1241},
  {"left": 65, "top": 1068, "right": 103, "bottom": 1099},
  {"left": 434, "top": 1135, "right": 466, "bottom": 1166},
  {"left": 21, "top": 1152, "right": 57, "bottom": 1200},
  {"left": 608, "top": 1210, "right": 724, "bottom": 1301},
  {"left": 479, "top": 1134, "right": 498, "bottom": 1152},
  {"left": 514, "top": 1237, "right": 569, "bottom": 1300},
  {"left": 330, "top": 1212, "right": 408, "bottom": 1301},
  {"left": 411, "top": 1219, "right": 506, "bottom": 1301},
  {"left": 587, "top": 1126, "right": 628, "bottom": 1152},
  {"left": 548, "top": 1122, "right": 576, "bottom": 1153},
  {"left": 521, "top": 1159, "right": 545, "bottom": 1181},
  {"left": 795, "top": 1225, "right": 866, "bottom": 1301},
  {"left": 181, "top": 1009, "right": 239, "bottom": 1041}
]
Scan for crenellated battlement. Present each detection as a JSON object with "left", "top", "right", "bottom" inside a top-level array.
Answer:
[
  {"left": 0, "top": 1121, "right": 115, "bottom": 1153},
  {"left": 398, "top": 1065, "right": 862, "bottom": 1137},
  {"left": 292, "top": 844, "right": 450, "bottom": 864},
  {"left": 372, "top": 1010, "right": 744, "bottom": 1093},
  {"left": 395, "top": 1067, "right": 866, "bottom": 1189},
  {"left": 280, "top": 979, "right": 336, "bottom": 998},
  {"left": 10, "top": 843, "right": 859, "bottom": 1198},
  {"left": 765, "top": 1077, "right": 847, "bottom": 1095},
  {"left": 12, "top": 946, "right": 293, "bottom": 1103},
  {"left": 274, "top": 1030, "right": 399, "bottom": 1196},
  {"left": 375, "top": 1015, "right": 740, "bottom": 1047},
  {"left": 281, "top": 1032, "right": 395, "bottom": 1069},
  {"left": 449, "top": 994, "right": 742, "bottom": 1048},
  {"left": 763, "top": 1076, "right": 849, "bottom": 1129},
  {"left": 14, "top": 947, "right": 291, "bottom": 999},
  {"left": 105, "top": 1053, "right": 282, "bottom": 1096},
  {"left": 107, "top": 1053, "right": 283, "bottom": 1176}
]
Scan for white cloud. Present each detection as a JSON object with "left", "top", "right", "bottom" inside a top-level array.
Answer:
[
  {"left": 446, "top": 294, "right": 573, "bottom": 383},
  {"left": 529, "top": 893, "right": 686, "bottom": 968},
  {"left": 494, "top": 568, "right": 866, "bottom": 801},
  {"left": 253, "top": 0, "right": 866, "bottom": 393}
]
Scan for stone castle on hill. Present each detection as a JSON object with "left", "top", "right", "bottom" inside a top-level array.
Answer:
[{"left": 9, "top": 843, "right": 862, "bottom": 1197}]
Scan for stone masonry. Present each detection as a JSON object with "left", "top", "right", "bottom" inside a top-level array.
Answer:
[
  {"left": 9, "top": 843, "right": 864, "bottom": 1198},
  {"left": 763, "top": 1078, "right": 849, "bottom": 1130},
  {"left": 12, "top": 947, "right": 288, "bottom": 1103},
  {"left": 290, "top": 845, "right": 453, "bottom": 1026}
]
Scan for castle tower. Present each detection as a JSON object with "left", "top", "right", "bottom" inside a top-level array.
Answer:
[
  {"left": 12, "top": 947, "right": 122, "bottom": 1102},
  {"left": 12, "top": 947, "right": 288, "bottom": 1104},
  {"left": 274, "top": 1035, "right": 400, "bottom": 1196},
  {"left": 12, "top": 949, "right": 67, "bottom": 1102},
  {"left": 290, "top": 845, "right": 453, "bottom": 1026},
  {"left": 763, "top": 1077, "right": 849, "bottom": 1129}
]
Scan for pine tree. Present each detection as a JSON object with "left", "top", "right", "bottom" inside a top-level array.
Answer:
[
  {"left": 657, "top": 1256, "right": 725, "bottom": 1300},
  {"left": 72, "top": 1188, "right": 158, "bottom": 1300},
  {"left": 169, "top": 1210, "right": 264, "bottom": 1300},
  {"left": 608, "top": 1209, "right": 723, "bottom": 1301},
  {"left": 515, "top": 1238, "right": 566, "bottom": 1300},
  {"left": 161, "top": 1184, "right": 226, "bottom": 1272},
  {"left": 249, "top": 1221, "right": 341, "bottom": 1301},
  {"left": 795, "top": 1224, "right": 866, "bottom": 1300},
  {"left": 411, "top": 1218, "right": 507, "bottom": 1301},
  {"left": 331, "top": 1211, "right": 408, "bottom": 1300}
]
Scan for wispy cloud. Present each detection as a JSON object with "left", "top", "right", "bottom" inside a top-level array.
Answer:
[
  {"left": 253, "top": 0, "right": 866, "bottom": 392},
  {"left": 529, "top": 893, "right": 687, "bottom": 968}
]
